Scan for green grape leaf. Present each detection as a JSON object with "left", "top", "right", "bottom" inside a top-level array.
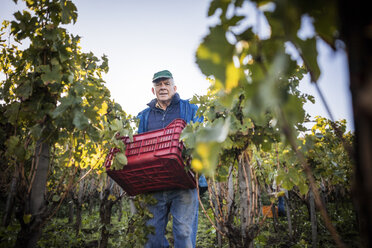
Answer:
[
  {"left": 51, "top": 95, "right": 79, "bottom": 118},
  {"left": 294, "top": 37, "right": 320, "bottom": 82},
  {"left": 39, "top": 64, "right": 62, "bottom": 84},
  {"left": 115, "top": 152, "right": 127, "bottom": 166},
  {"left": 73, "top": 110, "right": 89, "bottom": 130},
  {"left": 16, "top": 81, "right": 32, "bottom": 100},
  {"left": 180, "top": 124, "right": 196, "bottom": 148},
  {"left": 52, "top": 195, "right": 61, "bottom": 202},
  {"left": 197, "top": 117, "right": 230, "bottom": 143},
  {"left": 298, "top": 182, "right": 309, "bottom": 195},
  {"left": 308, "top": 0, "right": 338, "bottom": 48},
  {"left": 110, "top": 119, "right": 122, "bottom": 132},
  {"left": 207, "top": 0, "right": 229, "bottom": 17},
  {"left": 196, "top": 25, "right": 234, "bottom": 87},
  {"left": 5, "top": 135, "right": 20, "bottom": 154},
  {"left": 60, "top": 0, "right": 78, "bottom": 24},
  {"left": 282, "top": 95, "right": 305, "bottom": 125}
]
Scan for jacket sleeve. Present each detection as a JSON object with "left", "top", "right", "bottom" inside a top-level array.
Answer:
[{"left": 137, "top": 108, "right": 150, "bottom": 134}]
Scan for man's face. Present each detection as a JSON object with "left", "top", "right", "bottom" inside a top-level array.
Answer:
[{"left": 152, "top": 78, "right": 177, "bottom": 103}]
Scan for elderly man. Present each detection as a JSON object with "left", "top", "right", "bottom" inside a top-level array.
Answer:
[{"left": 137, "top": 70, "right": 205, "bottom": 248}]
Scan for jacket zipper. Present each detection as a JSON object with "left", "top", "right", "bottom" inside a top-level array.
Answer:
[{"left": 162, "top": 108, "right": 168, "bottom": 128}]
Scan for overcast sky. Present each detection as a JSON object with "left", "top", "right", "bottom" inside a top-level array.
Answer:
[{"left": 1, "top": 0, "right": 353, "bottom": 130}]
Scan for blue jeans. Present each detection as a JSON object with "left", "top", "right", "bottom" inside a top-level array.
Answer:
[{"left": 144, "top": 188, "right": 199, "bottom": 248}]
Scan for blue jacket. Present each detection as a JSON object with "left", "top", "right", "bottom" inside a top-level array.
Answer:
[
  {"left": 137, "top": 93, "right": 202, "bottom": 133},
  {"left": 137, "top": 94, "right": 208, "bottom": 189}
]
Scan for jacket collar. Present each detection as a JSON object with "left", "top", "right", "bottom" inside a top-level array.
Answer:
[{"left": 147, "top": 93, "right": 180, "bottom": 109}]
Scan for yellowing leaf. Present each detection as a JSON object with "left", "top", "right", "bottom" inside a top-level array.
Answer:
[
  {"left": 225, "top": 62, "right": 240, "bottom": 92},
  {"left": 191, "top": 159, "right": 203, "bottom": 172},
  {"left": 202, "top": 157, "right": 210, "bottom": 170},
  {"left": 97, "top": 101, "right": 108, "bottom": 115},
  {"left": 196, "top": 143, "right": 210, "bottom": 158},
  {"left": 23, "top": 214, "right": 32, "bottom": 224},
  {"left": 108, "top": 194, "right": 116, "bottom": 201},
  {"left": 212, "top": 79, "right": 224, "bottom": 91},
  {"left": 276, "top": 191, "right": 285, "bottom": 197},
  {"left": 197, "top": 44, "right": 221, "bottom": 64}
]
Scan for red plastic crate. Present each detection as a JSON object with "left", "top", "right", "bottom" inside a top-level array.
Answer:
[{"left": 104, "top": 119, "right": 196, "bottom": 196}]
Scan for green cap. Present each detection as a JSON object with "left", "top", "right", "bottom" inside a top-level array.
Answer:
[{"left": 152, "top": 70, "right": 173, "bottom": 82}]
